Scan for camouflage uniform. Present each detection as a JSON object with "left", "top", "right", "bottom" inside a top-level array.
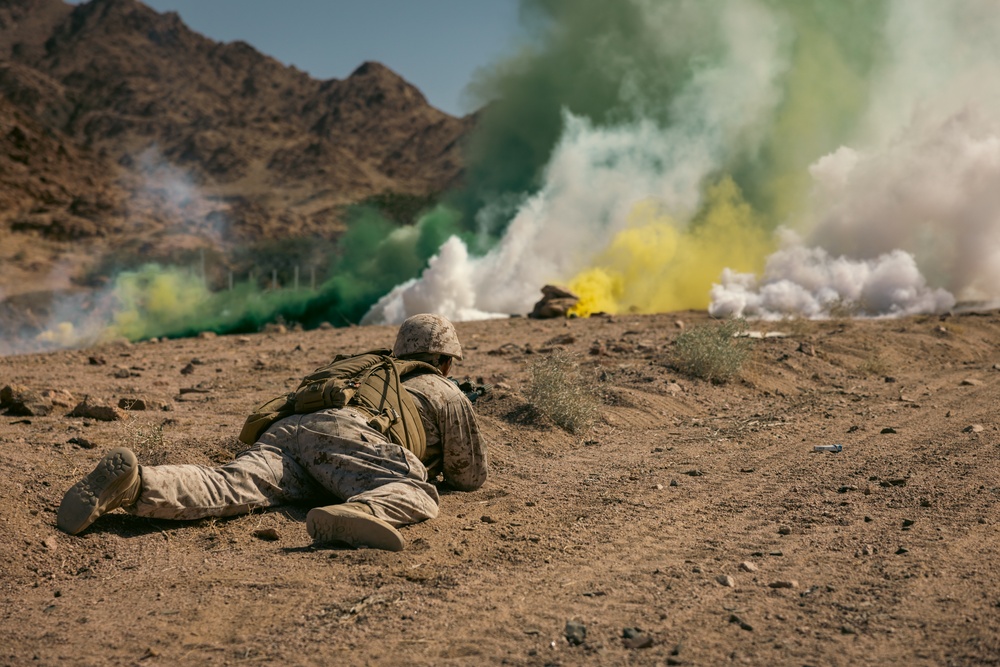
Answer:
[{"left": 129, "top": 375, "right": 487, "bottom": 527}]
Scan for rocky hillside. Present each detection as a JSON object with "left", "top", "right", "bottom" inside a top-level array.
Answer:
[{"left": 0, "top": 0, "right": 473, "bottom": 299}]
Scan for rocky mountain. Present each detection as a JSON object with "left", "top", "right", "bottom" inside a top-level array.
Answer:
[{"left": 0, "top": 0, "right": 473, "bottom": 300}]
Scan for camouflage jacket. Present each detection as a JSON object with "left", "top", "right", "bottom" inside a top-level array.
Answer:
[{"left": 403, "top": 373, "right": 488, "bottom": 491}]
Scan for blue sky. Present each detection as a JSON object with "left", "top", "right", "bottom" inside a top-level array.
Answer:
[{"left": 139, "top": 0, "right": 522, "bottom": 116}]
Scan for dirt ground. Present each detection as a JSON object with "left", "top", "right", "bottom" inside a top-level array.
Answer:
[{"left": 1, "top": 310, "right": 998, "bottom": 666}]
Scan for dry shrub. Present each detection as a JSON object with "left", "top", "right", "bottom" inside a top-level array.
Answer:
[
  {"left": 525, "top": 350, "right": 599, "bottom": 434},
  {"left": 116, "top": 417, "right": 169, "bottom": 465},
  {"left": 857, "top": 348, "right": 891, "bottom": 376},
  {"left": 672, "top": 319, "right": 753, "bottom": 383}
]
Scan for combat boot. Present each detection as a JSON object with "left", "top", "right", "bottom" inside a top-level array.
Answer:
[
  {"left": 57, "top": 448, "right": 141, "bottom": 535},
  {"left": 306, "top": 502, "right": 405, "bottom": 552}
]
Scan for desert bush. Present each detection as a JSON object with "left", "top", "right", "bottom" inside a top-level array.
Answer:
[
  {"left": 672, "top": 318, "right": 753, "bottom": 383},
  {"left": 857, "top": 348, "right": 891, "bottom": 376},
  {"left": 524, "top": 350, "right": 600, "bottom": 434},
  {"left": 116, "top": 418, "right": 169, "bottom": 465}
]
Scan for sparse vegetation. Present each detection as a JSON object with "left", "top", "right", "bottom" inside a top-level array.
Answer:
[
  {"left": 524, "top": 350, "right": 600, "bottom": 434},
  {"left": 116, "top": 417, "right": 169, "bottom": 465},
  {"left": 672, "top": 318, "right": 753, "bottom": 383},
  {"left": 857, "top": 348, "right": 891, "bottom": 376}
]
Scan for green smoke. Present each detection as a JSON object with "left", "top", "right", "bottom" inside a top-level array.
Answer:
[
  {"left": 98, "top": 203, "right": 463, "bottom": 341},
  {"left": 730, "top": 0, "right": 890, "bottom": 225},
  {"left": 458, "top": 0, "right": 891, "bottom": 235}
]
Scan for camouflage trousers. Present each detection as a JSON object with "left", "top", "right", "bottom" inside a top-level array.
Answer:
[{"left": 128, "top": 407, "right": 440, "bottom": 527}]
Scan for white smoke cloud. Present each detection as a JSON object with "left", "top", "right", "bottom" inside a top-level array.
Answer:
[
  {"left": 806, "top": 102, "right": 1000, "bottom": 305},
  {"left": 133, "top": 146, "right": 228, "bottom": 243},
  {"left": 365, "top": 0, "right": 789, "bottom": 324},
  {"left": 710, "top": 0, "right": 1000, "bottom": 319},
  {"left": 362, "top": 236, "right": 507, "bottom": 324},
  {"left": 709, "top": 231, "right": 955, "bottom": 320}
]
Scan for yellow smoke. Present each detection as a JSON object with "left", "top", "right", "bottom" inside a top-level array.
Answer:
[
  {"left": 569, "top": 177, "right": 772, "bottom": 316},
  {"left": 35, "top": 321, "right": 80, "bottom": 347},
  {"left": 109, "top": 266, "right": 211, "bottom": 340}
]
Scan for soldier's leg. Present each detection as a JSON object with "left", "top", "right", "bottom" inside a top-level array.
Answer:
[
  {"left": 293, "top": 409, "right": 440, "bottom": 528},
  {"left": 131, "top": 442, "right": 325, "bottom": 520}
]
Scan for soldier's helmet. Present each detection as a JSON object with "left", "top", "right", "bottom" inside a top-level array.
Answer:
[{"left": 393, "top": 313, "right": 463, "bottom": 360}]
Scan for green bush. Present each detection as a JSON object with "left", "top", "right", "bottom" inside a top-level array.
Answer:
[
  {"left": 525, "top": 350, "right": 599, "bottom": 434},
  {"left": 673, "top": 319, "right": 753, "bottom": 383}
]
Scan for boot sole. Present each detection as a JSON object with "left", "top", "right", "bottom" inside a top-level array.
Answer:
[
  {"left": 306, "top": 507, "right": 405, "bottom": 552},
  {"left": 57, "top": 448, "right": 138, "bottom": 535}
]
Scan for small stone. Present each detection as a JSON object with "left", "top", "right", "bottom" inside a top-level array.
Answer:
[
  {"left": 778, "top": 526, "right": 792, "bottom": 535},
  {"left": 716, "top": 574, "right": 736, "bottom": 587},
  {"left": 88, "top": 355, "right": 107, "bottom": 365},
  {"left": 564, "top": 620, "right": 586, "bottom": 646},
  {"left": 728, "top": 614, "right": 753, "bottom": 631},
  {"left": 252, "top": 528, "right": 280, "bottom": 541},
  {"left": 880, "top": 427, "right": 897, "bottom": 434},
  {"left": 654, "top": 484, "right": 664, "bottom": 491},
  {"left": 1, "top": 385, "right": 52, "bottom": 417},
  {"left": 68, "top": 399, "right": 125, "bottom": 422},
  {"left": 896, "top": 547, "right": 909, "bottom": 555},
  {"left": 67, "top": 437, "right": 97, "bottom": 449},
  {"left": 963, "top": 424, "right": 984, "bottom": 433},
  {"left": 838, "top": 485, "right": 858, "bottom": 493},
  {"left": 112, "top": 366, "right": 131, "bottom": 379},
  {"left": 180, "top": 363, "right": 195, "bottom": 375},
  {"left": 480, "top": 515, "right": 497, "bottom": 524},
  {"left": 739, "top": 561, "right": 758, "bottom": 573},
  {"left": 901, "top": 519, "right": 915, "bottom": 528},
  {"left": 685, "top": 469, "right": 705, "bottom": 477},
  {"left": 960, "top": 378, "right": 982, "bottom": 386},
  {"left": 768, "top": 580, "right": 799, "bottom": 589},
  {"left": 118, "top": 398, "right": 148, "bottom": 411},
  {"left": 40, "top": 389, "right": 75, "bottom": 408},
  {"left": 42, "top": 536, "right": 58, "bottom": 551},
  {"left": 861, "top": 545, "right": 874, "bottom": 556},
  {"left": 920, "top": 498, "right": 932, "bottom": 508},
  {"left": 622, "top": 628, "right": 654, "bottom": 649},
  {"left": 669, "top": 479, "right": 678, "bottom": 487}
]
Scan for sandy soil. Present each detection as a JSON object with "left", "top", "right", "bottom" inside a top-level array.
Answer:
[{"left": 1, "top": 311, "right": 998, "bottom": 666}]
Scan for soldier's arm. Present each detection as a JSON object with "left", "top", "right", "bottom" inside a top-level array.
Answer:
[{"left": 440, "top": 394, "right": 488, "bottom": 491}]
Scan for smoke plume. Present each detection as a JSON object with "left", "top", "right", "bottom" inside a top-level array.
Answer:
[
  {"left": 12, "top": 0, "right": 1000, "bottom": 354},
  {"left": 369, "top": 0, "right": 1000, "bottom": 324}
]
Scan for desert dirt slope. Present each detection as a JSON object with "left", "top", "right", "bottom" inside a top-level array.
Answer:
[{"left": 1, "top": 310, "right": 999, "bottom": 666}]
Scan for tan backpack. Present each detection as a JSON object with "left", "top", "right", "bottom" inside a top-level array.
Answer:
[{"left": 238, "top": 349, "right": 439, "bottom": 458}]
